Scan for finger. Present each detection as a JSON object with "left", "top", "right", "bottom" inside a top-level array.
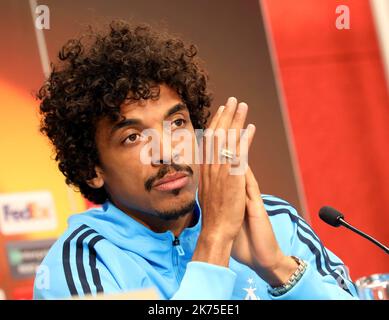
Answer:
[
  {"left": 207, "top": 105, "right": 225, "bottom": 131},
  {"left": 215, "top": 97, "right": 238, "bottom": 131},
  {"left": 227, "top": 102, "right": 248, "bottom": 154},
  {"left": 226, "top": 123, "right": 255, "bottom": 173},
  {"left": 213, "top": 97, "right": 238, "bottom": 164},
  {"left": 245, "top": 166, "right": 261, "bottom": 201},
  {"left": 202, "top": 105, "right": 225, "bottom": 166},
  {"left": 229, "top": 102, "right": 248, "bottom": 135},
  {"left": 235, "top": 123, "right": 255, "bottom": 158},
  {"left": 246, "top": 123, "right": 256, "bottom": 152}
]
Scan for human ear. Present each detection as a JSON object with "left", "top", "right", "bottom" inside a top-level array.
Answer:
[{"left": 86, "top": 166, "right": 104, "bottom": 189}]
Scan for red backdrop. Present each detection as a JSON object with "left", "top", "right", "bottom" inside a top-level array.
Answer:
[{"left": 263, "top": 0, "right": 389, "bottom": 280}]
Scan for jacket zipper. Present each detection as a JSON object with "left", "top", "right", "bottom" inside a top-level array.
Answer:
[{"left": 172, "top": 236, "right": 185, "bottom": 284}]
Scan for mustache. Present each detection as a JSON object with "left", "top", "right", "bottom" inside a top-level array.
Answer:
[{"left": 144, "top": 164, "right": 193, "bottom": 192}]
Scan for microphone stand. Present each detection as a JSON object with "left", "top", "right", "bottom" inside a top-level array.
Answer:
[{"left": 339, "top": 218, "right": 389, "bottom": 254}]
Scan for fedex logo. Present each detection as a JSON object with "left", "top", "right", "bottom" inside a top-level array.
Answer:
[
  {"left": 3, "top": 203, "right": 50, "bottom": 221},
  {"left": 0, "top": 191, "right": 57, "bottom": 235}
]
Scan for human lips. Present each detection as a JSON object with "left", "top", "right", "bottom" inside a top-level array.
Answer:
[{"left": 152, "top": 172, "right": 190, "bottom": 191}]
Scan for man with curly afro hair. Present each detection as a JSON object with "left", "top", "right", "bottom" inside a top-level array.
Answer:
[{"left": 34, "top": 20, "right": 358, "bottom": 300}]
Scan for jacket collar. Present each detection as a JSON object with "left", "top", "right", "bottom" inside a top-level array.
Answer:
[{"left": 68, "top": 193, "right": 202, "bottom": 251}]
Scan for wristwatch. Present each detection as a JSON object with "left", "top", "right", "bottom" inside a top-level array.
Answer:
[{"left": 268, "top": 256, "right": 308, "bottom": 297}]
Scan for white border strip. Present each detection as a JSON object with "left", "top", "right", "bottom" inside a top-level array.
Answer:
[
  {"left": 370, "top": 0, "right": 389, "bottom": 89},
  {"left": 259, "top": 0, "right": 310, "bottom": 222},
  {"left": 29, "top": 0, "right": 51, "bottom": 78}
]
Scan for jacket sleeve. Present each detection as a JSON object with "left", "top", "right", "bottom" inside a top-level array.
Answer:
[
  {"left": 171, "top": 261, "right": 237, "bottom": 300},
  {"left": 33, "top": 224, "right": 157, "bottom": 300},
  {"left": 33, "top": 232, "right": 128, "bottom": 300},
  {"left": 262, "top": 195, "right": 359, "bottom": 300}
]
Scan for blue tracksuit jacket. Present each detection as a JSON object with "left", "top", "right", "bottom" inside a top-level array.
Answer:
[{"left": 33, "top": 194, "right": 358, "bottom": 300}]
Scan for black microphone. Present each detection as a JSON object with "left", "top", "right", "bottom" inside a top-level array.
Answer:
[{"left": 319, "top": 206, "right": 389, "bottom": 255}]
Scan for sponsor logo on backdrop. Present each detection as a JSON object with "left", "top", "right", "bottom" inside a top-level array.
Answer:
[
  {"left": 0, "top": 191, "right": 57, "bottom": 235},
  {"left": 6, "top": 239, "right": 55, "bottom": 279}
]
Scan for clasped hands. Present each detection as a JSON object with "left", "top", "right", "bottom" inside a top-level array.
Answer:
[{"left": 197, "top": 97, "right": 298, "bottom": 287}]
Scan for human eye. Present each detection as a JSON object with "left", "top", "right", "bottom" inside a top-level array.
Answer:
[
  {"left": 171, "top": 118, "right": 187, "bottom": 129},
  {"left": 122, "top": 132, "right": 141, "bottom": 145}
]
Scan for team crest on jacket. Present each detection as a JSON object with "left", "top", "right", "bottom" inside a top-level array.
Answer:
[{"left": 243, "top": 277, "right": 261, "bottom": 300}]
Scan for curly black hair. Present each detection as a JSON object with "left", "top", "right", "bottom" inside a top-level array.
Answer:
[{"left": 37, "top": 20, "right": 212, "bottom": 204}]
